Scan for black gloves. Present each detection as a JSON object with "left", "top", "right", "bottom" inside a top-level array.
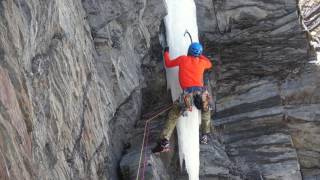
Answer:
[{"left": 164, "top": 46, "right": 169, "bottom": 53}]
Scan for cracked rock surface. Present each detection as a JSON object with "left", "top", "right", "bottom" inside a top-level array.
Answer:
[
  {"left": 0, "top": 0, "right": 320, "bottom": 180},
  {"left": 0, "top": 0, "right": 165, "bottom": 179},
  {"left": 196, "top": 0, "right": 320, "bottom": 179},
  {"left": 121, "top": 0, "right": 320, "bottom": 179}
]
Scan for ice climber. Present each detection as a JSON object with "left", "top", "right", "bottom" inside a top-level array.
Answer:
[{"left": 152, "top": 42, "right": 213, "bottom": 153}]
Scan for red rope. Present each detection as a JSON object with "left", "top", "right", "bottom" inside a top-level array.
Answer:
[
  {"left": 141, "top": 120, "right": 150, "bottom": 180},
  {"left": 135, "top": 104, "right": 174, "bottom": 180},
  {"left": 142, "top": 103, "right": 173, "bottom": 119}
]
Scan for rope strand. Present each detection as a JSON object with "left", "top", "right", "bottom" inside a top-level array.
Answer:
[
  {"left": 135, "top": 104, "right": 174, "bottom": 180},
  {"left": 141, "top": 121, "right": 151, "bottom": 180}
]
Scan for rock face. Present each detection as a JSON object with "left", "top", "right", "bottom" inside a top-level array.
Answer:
[
  {"left": 196, "top": 0, "right": 320, "bottom": 179},
  {"left": 299, "top": 0, "right": 320, "bottom": 64},
  {"left": 121, "top": 0, "right": 320, "bottom": 180},
  {"left": 0, "top": 0, "right": 165, "bottom": 179},
  {"left": 300, "top": 0, "right": 320, "bottom": 44},
  {"left": 0, "top": 0, "right": 319, "bottom": 180}
]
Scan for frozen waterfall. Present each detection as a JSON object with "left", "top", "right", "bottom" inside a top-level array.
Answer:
[{"left": 164, "top": 0, "right": 201, "bottom": 179}]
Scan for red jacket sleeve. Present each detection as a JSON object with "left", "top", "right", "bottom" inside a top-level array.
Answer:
[
  {"left": 164, "top": 51, "right": 181, "bottom": 67},
  {"left": 200, "top": 55, "right": 212, "bottom": 69}
]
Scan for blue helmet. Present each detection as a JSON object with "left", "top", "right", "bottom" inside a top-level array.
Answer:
[{"left": 188, "top": 42, "right": 203, "bottom": 57}]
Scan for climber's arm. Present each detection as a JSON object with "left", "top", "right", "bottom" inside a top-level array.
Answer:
[
  {"left": 200, "top": 55, "right": 212, "bottom": 69},
  {"left": 164, "top": 51, "right": 181, "bottom": 67}
]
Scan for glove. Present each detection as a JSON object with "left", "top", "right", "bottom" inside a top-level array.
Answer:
[{"left": 164, "top": 47, "right": 169, "bottom": 53}]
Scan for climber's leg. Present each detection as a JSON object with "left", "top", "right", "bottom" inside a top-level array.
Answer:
[
  {"left": 200, "top": 90, "right": 212, "bottom": 144},
  {"left": 201, "top": 110, "right": 211, "bottom": 135},
  {"left": 152, "top": 102, "right": 180, "bottom": 153},
  {"left": 160, "top": 102, "right": 180, "bottom": 140}
]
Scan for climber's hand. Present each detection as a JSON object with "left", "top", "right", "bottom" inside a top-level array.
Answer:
[{"left": 164, "top": 47, "right": 169, "bottom": 53}]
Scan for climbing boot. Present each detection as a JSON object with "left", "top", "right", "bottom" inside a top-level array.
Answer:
[
  {"left": 200, "top": 134, "right": 209, "bottom": 145},
  {"left": 152, "top": 139, "right": 170, "bottom": 153}
]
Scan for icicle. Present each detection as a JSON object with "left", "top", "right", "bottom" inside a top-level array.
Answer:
[{"left": 164, "top": 0, "right": 200, "bottom": 179}]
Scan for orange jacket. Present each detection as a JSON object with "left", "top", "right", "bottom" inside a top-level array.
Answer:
[{"left": 164, "top": 51, "right": 212, "bottom": 89}]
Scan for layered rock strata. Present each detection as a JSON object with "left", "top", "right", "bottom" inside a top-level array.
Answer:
[
  {"left": 197, "top": 0, "right": 320, "bottom": 179},
  {"left": 122, "top": 0, "right": 320, "bottom": 179},
  {"left": 1, "top": 0, "right": 320, "bottom": 180},
  {"left": 0, "top": 0, "right": 165, "bottom": 179}
]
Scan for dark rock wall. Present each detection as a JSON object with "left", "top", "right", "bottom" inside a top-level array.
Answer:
[
  {"left": 120, "top": 0, "right": 320, "bottom": 179},
  {"left": 0, "top": 0, "right": 165, "bottom": 179},
  {"left": 299, "top": 0, "right": 320, "bottom": 49},
  {"left": 0, "top": 0, "right": 319, "bottom": 180},
  {"left": 196, "top": 0, "right": 320, "bottom": 179},
  {"left": 121, "top": 1, "right": 319, "bottom": 180}
]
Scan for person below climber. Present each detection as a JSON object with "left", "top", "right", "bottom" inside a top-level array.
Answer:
[{"left": 152, "top": 42, "right": 213, "bottom": 153}]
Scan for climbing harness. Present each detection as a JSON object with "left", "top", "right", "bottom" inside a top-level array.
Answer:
[
  {"left": 178, "top": 87, "right": 212, "bottom": 116},
  {"left": 202, "top": 90, "right": 211, "bottom": 112},
  {"left": 135, "top": 104, "right": 174, "bottom": 180},
  {"left": 181, "top": 92, "right": 193, "bottom": 112}
]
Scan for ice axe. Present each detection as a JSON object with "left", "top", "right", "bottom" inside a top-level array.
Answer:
[{"left": 184, "top": 30, "right": 193, "bottom": 44}]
